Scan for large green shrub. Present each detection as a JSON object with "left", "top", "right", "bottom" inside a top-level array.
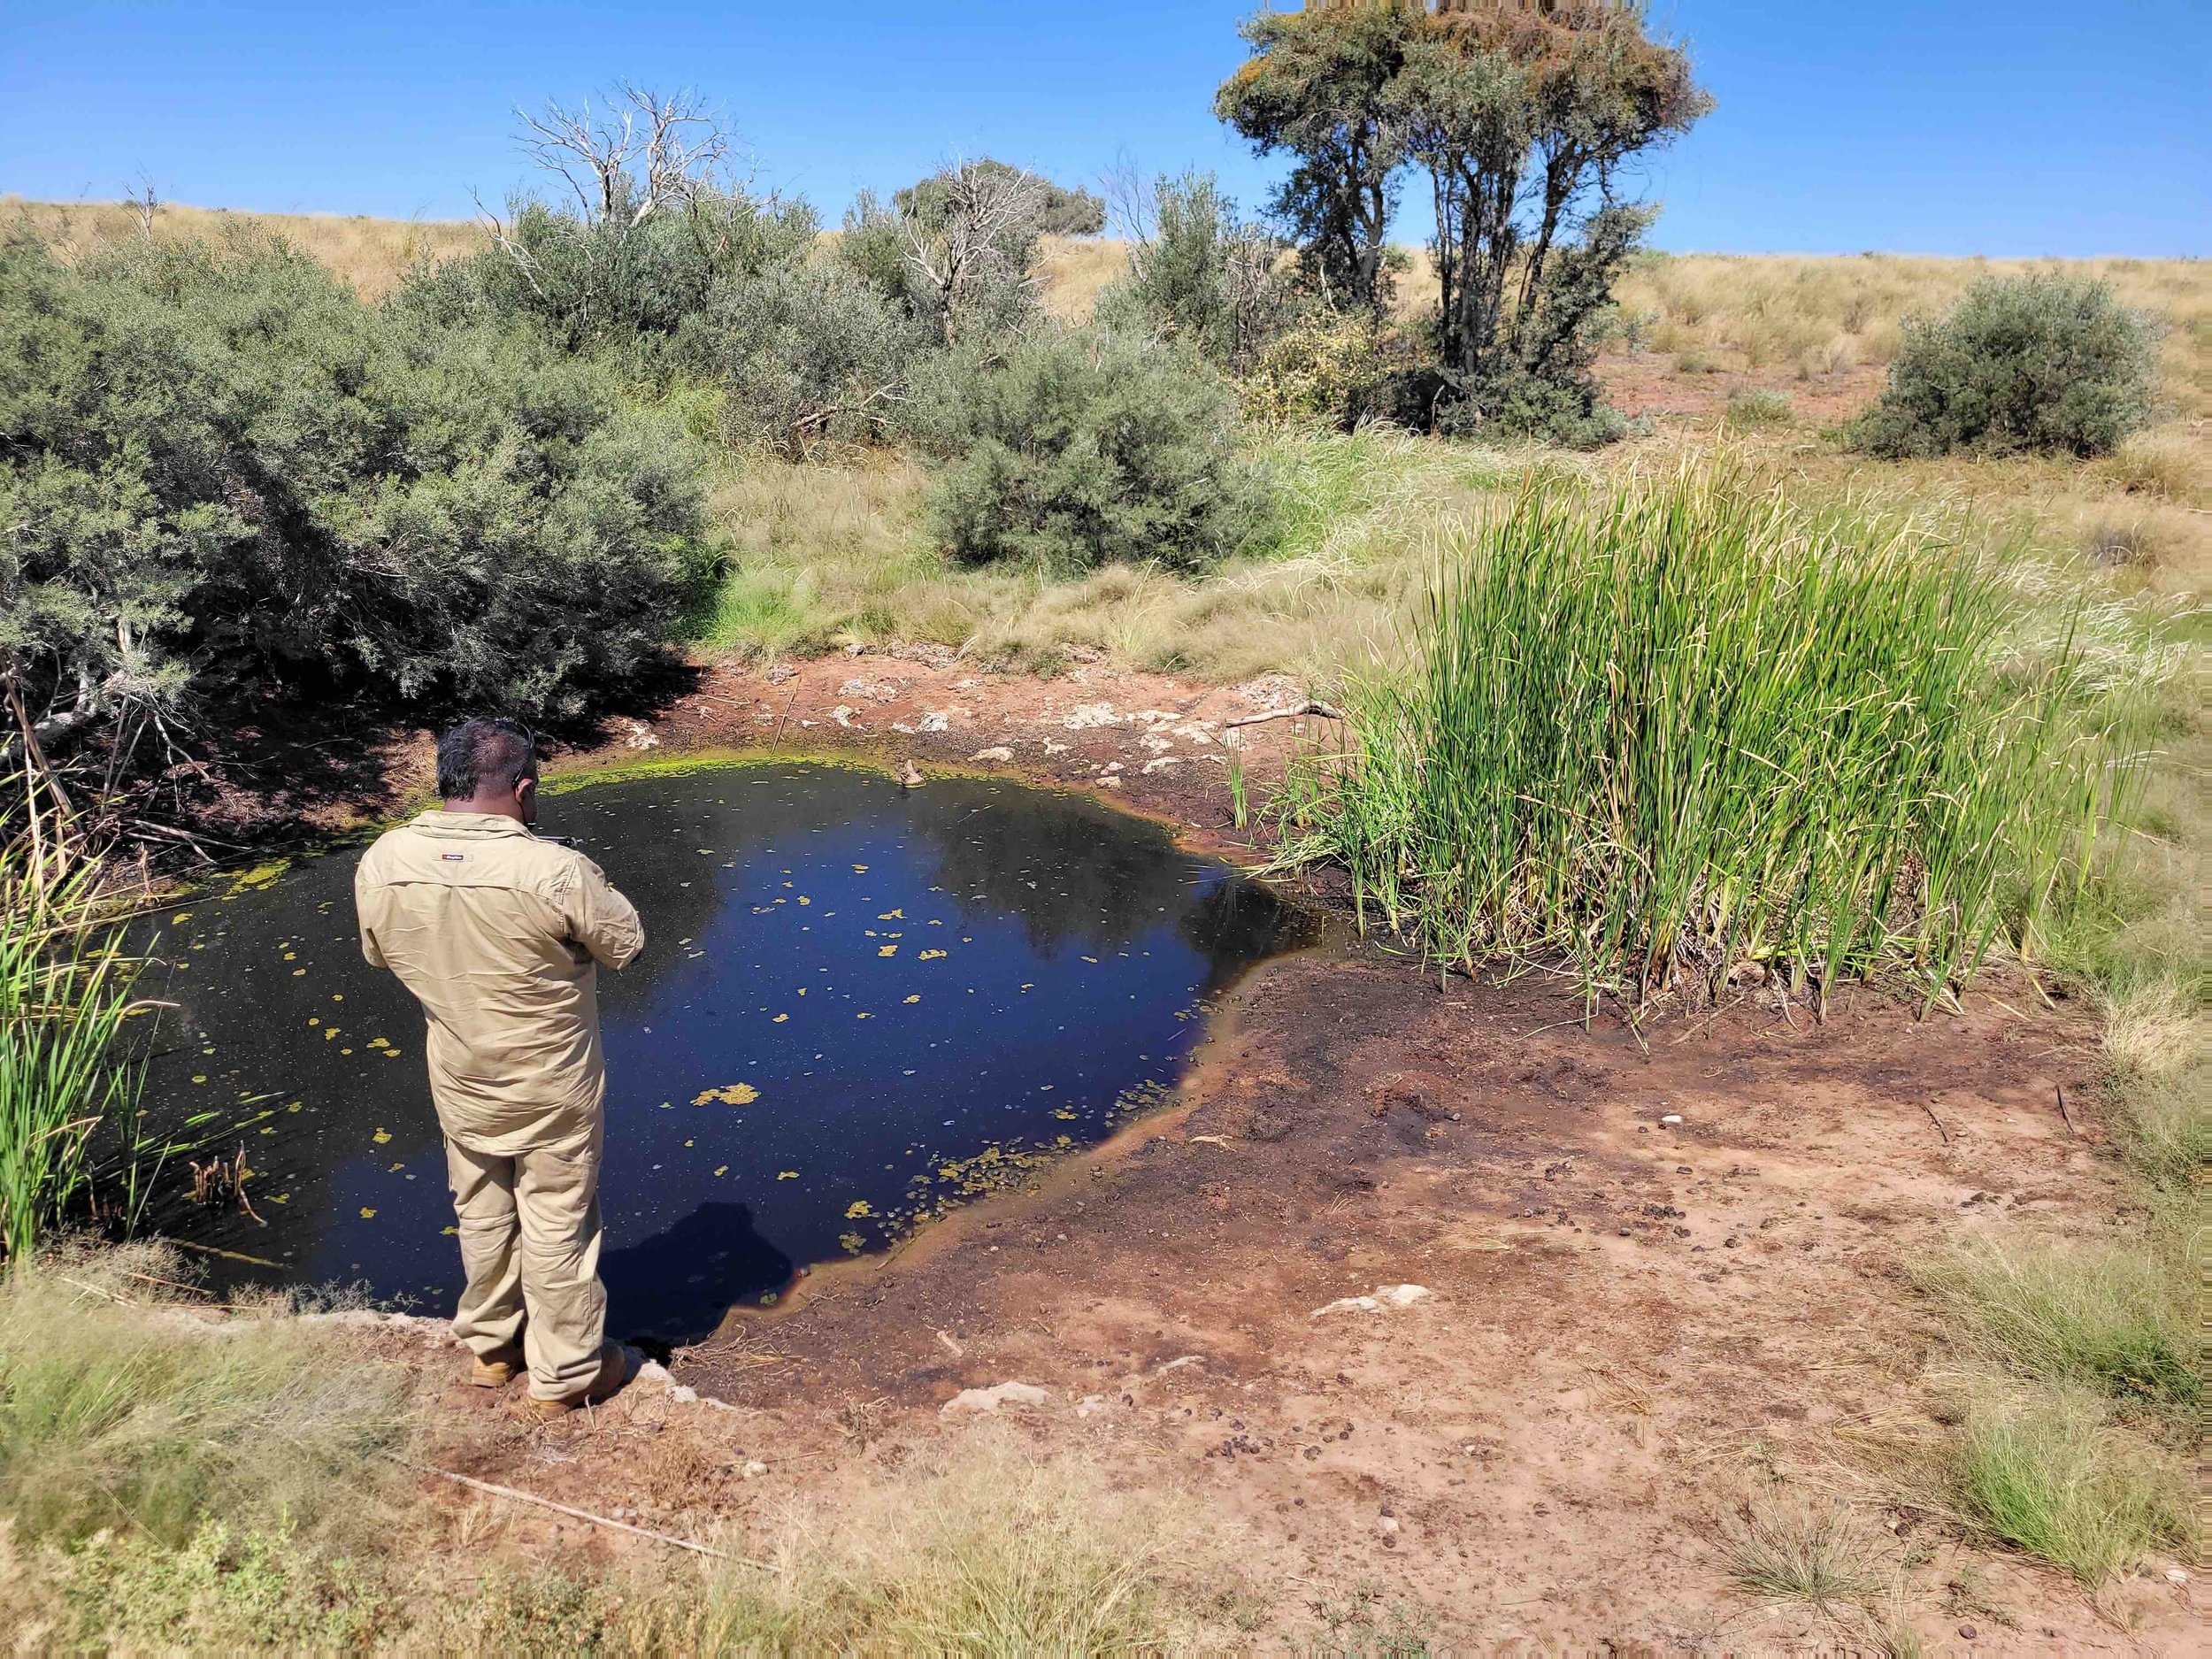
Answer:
[
  {"left": 916, "top": 331, "right": 1273, "bottom": 574},
  {"left": 672, "top": 257, "right": 933, "bottom": 457},
  {"left": 1853, "top": 273, "right": 2159, "bottom": 459},
  {"left": 0, "top": 229, "right": 711, "bottom": 762}
]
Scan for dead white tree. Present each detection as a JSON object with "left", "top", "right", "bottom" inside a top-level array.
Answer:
[
  {"left": 512, "top": 83, "right": 727, "bottom": 229},
  {"left": 122, "top": 174, "right": 160, "bottom": 241},
  {"left": 898, "top": 157, "right": 1049, "bottom": 341}
]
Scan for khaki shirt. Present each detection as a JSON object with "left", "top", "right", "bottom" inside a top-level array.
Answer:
[{"left": 355, "top": 811, "right": 644, "bottom": 1155}]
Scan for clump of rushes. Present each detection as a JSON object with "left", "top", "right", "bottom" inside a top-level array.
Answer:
[
  {"left": 1271, "top": 466, "right": 2147, "bottom": 1011},
  {"left": 0, "top": 805, "right": 150, "bottom": 1263}
]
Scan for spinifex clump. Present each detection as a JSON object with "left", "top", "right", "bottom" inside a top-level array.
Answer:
[{"left": 1272, "top": 465, "right": 2145, "bottom": 1011}]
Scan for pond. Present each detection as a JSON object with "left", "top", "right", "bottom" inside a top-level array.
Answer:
[{"left": 136, "top": 761, "right": 1307, "bottom": 1342}]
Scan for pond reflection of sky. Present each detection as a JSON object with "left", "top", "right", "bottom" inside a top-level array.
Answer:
[{"left": 137, "top": 764, "right": 1304, "bottom": 1342}]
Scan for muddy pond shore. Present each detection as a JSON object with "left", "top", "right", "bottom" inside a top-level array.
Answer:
[{"left": 150, "top": 652, "right": 2196, "bottom": 1648}]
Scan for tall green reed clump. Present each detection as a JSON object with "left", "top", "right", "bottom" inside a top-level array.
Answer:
[
  {"left": 0, "top": 811, "right": 150, "bottom": 1262},
  {"left": 1272, "top": 466, "right": 2144, "bottom": 1010}
]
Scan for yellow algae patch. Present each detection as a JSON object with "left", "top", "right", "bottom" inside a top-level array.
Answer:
[
  {"left": 776, "top": 1171, "right": 799, "bottom": 1180},
  {"left": 693, "top": 1083, "right": 761, "bottom": 1106},
  {"left": 839, "top": 1232, "right": 865, "bottom": 1254},
  {"left": 359, "top": 1207, "right": 377, "bottom": 1219},
  {"left": 373, "top": 1128, "right": 391, "bottom": 1145},
  {"left": 878, "top": 909, "right": 903, "bottom": 920},
  {"left": 878, "top": 945, "right": 898, "bottom": 957},
  {"left": 845, "top": 1200, "right": 875, "bottom": 1219},
  {"left": 223, "top": 859, "right": 289, "bottom": 898},
  {"left": 772, "top": 1013, "right": 789, "bottom": 1023},
  {"left": 171, "top": 911, "right": 192, "bottom": 925},
  {"left": 713, "top": 1165, "right": 728, "bottom": 1178},
  {"left": 904, "top": 995, "right": 921, "bottom": 1004},
  {"left": 918, "top": 949, "right": 949, "bottom": 962},
  {"left": 795, "top": 895, "right": 810, "bottom": 907}
]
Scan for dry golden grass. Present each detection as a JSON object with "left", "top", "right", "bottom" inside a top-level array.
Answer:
[
  {"left": 1035, "top": 234, "right": 1128, "bottom": 322},
  {"left": 3, "top": 196, "right": 482, "bottom": 298}
]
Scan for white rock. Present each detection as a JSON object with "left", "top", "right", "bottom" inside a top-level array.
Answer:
[
  {"left": 971, "top": 746, "right": 1015, "bottom": 763},
  {"left": 1063, "top": 702, "right": 1122, "bottom": 730},
  {"left": 1313, "top": 1285, "right": 1432, "bottom": 1317},
  {"left": 1076, "top": 1394, "right": 1110, "bottom": 1418},
  {"left": 634, "top": 1358, "right": 674, "bottom": 1386},
  {"left": 941, "top": 1381, "right": 1051, "bottom": 1415},
  {"left": 741, "top": 1460, "right": 770, "bottom": 1479},
  {"left": 669, "top": 1385, "right": 699, "bottom": 1404},
  {"left": 1379, "top": 1515, "right": 1402, "bottom": 1536},
  {"left": 918, "top": 711, "right": 950, "bottom": 733},
  {"left": 1156, "top": 1354, "right": 1206, "bottom": 1374},
  {"left": 1311, "top": 1295, "right": 1383, "bottom": 1318},
  {"left": 1041, "top": 740, "right": 1070, "bottom": 756},
  {"left": 1141, "top": 757, "right": 1185, "bottom": 774},
  {"left": 831, "top": 705, "right": 857, "bottom": 727},
  {"left": 1660, "top": 1114, "right": 1683, "bottom": 1126}
]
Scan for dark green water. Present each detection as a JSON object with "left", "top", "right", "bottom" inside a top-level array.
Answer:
[{"left": 138, "top": 763, "right": 1305, "bottom": 1341}]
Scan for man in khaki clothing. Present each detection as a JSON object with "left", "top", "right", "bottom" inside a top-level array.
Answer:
[{"left": 355, "top": 718, "right": 644, "bottom": 1416}]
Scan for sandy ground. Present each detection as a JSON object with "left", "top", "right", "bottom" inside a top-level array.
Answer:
[{"left": 284, "top": 657, "right": 2197, "bottom": 1652}]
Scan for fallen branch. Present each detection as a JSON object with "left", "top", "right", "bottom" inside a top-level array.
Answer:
[
  {"left": 2054, "top": 1082, "right": 2078, "bottom": 1138},
  {"left": 1225, "top": 701, "right": 1345, "bottom": 730},
  {"left": 389, "top": 1456, "right": 770, "bottom": 1568},
  {"left": 1921, "top": 1102, "right": 1951, "bottom": 1146}
]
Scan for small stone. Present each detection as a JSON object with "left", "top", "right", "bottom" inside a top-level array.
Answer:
[
  {"left": 971, "top": 746, "right": 1015, "bottom": 763},
  {"left": 742, "top": 1460, "right": 770, "bottom": 1479},
  {"left": 1661, "top": 1114, "right": 1683, "bottom": 1126},
  {"left": 1076, "top": 1394, "right": 1110, "bottom": 1417},
  {"left": 1379, "top": 1515, "right": 1401, "bottom": 1536},
  {"left": 1959, "top": 1624, "right": 1976, "bottom": 1640},
  {"left": 669, "top": 1384, "right": 699, "bottom": 1404}
]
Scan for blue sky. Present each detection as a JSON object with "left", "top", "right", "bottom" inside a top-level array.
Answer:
[{"left": 2, "top": 2, "right": 2203, "bottom": 256}]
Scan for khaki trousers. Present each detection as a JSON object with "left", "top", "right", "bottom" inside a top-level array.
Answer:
[{"left": 443, "top": 1125, "right": 608, "bottom": 1401}]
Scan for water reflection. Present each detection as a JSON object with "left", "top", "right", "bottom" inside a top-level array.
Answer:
[{"left": 135, "top": 764, "right": 1306, "bottom": 1340}]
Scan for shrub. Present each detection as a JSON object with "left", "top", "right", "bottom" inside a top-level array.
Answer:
[
  {"left": 917, "top": 330, "right": 1274, "bottom": 574},
  {"left": 403, "top": 184, "right": 820, "bottom": 357},
  {"left": 1272, "top": 468, "right": 2143, "bottom": 1004},
  {"left": 0, "top": 229, "right": 713, "bottom": 769},
  {"left": 1241, "top": 312, "right": 1398, "bottom": 430},
  {"left": 1095, "top": 172, "right": 1290, "bottom": 372},
  {"left": 1852, "top": 273, "right": 2159, "bottom": 459},
  {"left": 672, "top": 257, "right": 932, "bottom": 457}
]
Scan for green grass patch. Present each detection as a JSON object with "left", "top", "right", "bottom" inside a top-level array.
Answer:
[
  {"left": 0, "top": 1248, "right": 412, "bottom": 1549},
  {"left": 1951, "top": 1387, "right": 2189, "bottom": 1583}
]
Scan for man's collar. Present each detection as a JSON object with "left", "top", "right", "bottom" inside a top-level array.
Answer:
[{"left": 411, "top": 810, "right": 535, "bottom": 837}]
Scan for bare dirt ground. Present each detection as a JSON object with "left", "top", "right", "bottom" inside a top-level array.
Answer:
[{"left": 290, "top": 656, "right": 2195, "bottom": 1651}]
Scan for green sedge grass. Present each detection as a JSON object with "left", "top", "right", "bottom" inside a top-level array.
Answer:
[{"left": 1270, "top": 464, "right": 2154, "bottom": 1013}]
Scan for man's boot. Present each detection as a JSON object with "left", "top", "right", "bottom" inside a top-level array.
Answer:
[{"left": 522, "top": 1342, "right": 634, "bottom": 1419}]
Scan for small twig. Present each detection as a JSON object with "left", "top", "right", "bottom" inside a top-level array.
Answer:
[
  {"left": 58, "top": 1273, "right": 135, "bottom": 1306},
  {"left": 2054, "top": 1082, "right": 2078, "bottom": 1138},
  {"left": 1225, "top": 701, "right": 1346, "bottom": 730},
  {"left": 1920, "top": 1102, "right": 1951, "bottom": 1146},
  {"left": 389, "top": 1456, "right": 769, "bottom": 1567}
]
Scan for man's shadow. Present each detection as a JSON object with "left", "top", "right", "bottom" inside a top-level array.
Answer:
[{"left": 601, "top": 1202, "right": 794, "bottom": 1348}]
